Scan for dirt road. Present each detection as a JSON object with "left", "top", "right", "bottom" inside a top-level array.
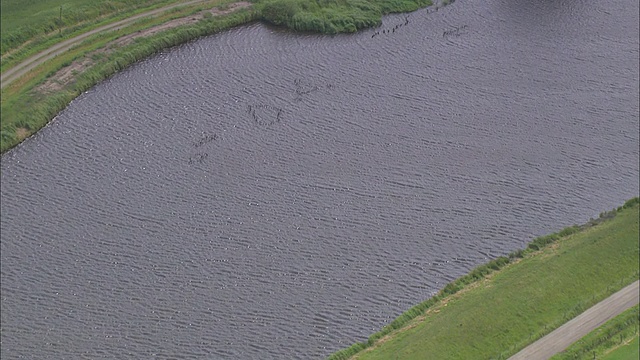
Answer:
[
  {"left": 0, "top": 0, "right": 206, "bottom": 89},
  {"left": 509, "top": 280, "right": 640, "bottom": 360}
]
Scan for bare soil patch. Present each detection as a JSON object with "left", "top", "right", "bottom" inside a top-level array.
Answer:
[
  {"left": 36, "top": 57, "right": 95, "bottom": 93},
  {"left": 15, "top": 127, "right": 31, "bottom": 140}
]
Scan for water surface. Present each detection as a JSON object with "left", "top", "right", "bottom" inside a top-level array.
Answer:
[{"left": 2, "top": 0, "right": 638, "bottom": 358}]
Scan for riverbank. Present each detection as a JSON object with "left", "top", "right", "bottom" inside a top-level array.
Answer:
[
  {"left": 328, "top": 198, "right": 640, "bottom": 359},
  {"left": 0, "top": 0, "right": 256, "bottom": 153},
  {"left": 0, "top": 0, "right": 445, "bottom": 154}
]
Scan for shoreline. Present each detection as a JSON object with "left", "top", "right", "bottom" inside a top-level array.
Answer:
[
  {"left": 0, "top": 0, "right": 446, "bottom": 154},
  {"left": 328, "top": 198, "right": 640, "bottom": 359},
  {"left": 1, "top": 0, "right": 258, "bottom": 153}
]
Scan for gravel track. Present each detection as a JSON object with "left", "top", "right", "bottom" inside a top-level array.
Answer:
[{"left": 0, "top": 0, "right": 205, "bottom": 89}]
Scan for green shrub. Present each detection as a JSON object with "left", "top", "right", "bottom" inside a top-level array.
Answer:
[
  {"left": 258, "top": 0, "right": 304, "bottom": 25},
  {"left": 256, "top": 0, "right": 430, "bottom": 34},
  {"left": 623, "top": 197, "right": 639, "bottom": 209}
]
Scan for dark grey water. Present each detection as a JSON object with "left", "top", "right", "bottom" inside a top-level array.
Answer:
[{"left": 2, "top": 0, "right": 638, "bottom": 358}]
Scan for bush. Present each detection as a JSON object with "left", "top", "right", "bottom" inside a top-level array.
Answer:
[
  {"left": 256, "top": 0, "right": 429, "bottom": 34},
  {"left": 328, "top": 199, "right": 639, "bottom": 359},
  {"left": 623, "top": 197, "right": 639, "bottom": 209},
  {"left": 258, "top": 0, "right": 304, "bottom": 25},
  {"left": 558, "top": 225, "right": 579, "bottom": 237}
]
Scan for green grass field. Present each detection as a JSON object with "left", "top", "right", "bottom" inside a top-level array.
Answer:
[
  {"left": 0, "top": 0, "right": 182, "bottom": 55},
  {"left": 0, "top": 0, "right": 449, "bottom": 154},
  {"left": 0, "top": 0, "right": 191, "bottom": 73},
  {"left": 329, "top": 200, "right": 639, "bottom": 360},
  {"left": 0, "top": 0, "right": 253, "bottom": 151},
  {"left": 602, "top": 336, "right": 640, "bottom": 360}
]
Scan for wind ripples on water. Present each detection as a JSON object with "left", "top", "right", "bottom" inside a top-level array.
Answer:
[{"left": 2, "top": 0, "right": 639, "bottom": 358}]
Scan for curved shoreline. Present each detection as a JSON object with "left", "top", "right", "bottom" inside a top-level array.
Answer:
[
  {"left": 328, "top": 198, "right": 640, "bottom": 359},
  {"left": 0, "top": 0, "right": 209, "bottom": 89},
  {"left": 0, "top": 0, "right": 446, "bottom": 154},
  {"left": 1, "top": 0, "right": 257, "bottom": 153}
]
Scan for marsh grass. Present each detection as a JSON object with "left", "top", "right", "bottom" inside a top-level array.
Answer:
[
  {"left": 328, "top": 199, "right": 640, "bottom": 360},
  {"left": 0, "top": 0, "right": 181, "bottom": 55},
  {"left": 257, "top": 0, "right": 432, "bottom": 34}
]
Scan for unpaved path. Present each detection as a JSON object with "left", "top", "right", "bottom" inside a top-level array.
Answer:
[
  {"left": 1, "top": 0, "right": 206, "bottom": 89},
  {"left": 509, "top": 280, "right": 640, "bottom": 360}
]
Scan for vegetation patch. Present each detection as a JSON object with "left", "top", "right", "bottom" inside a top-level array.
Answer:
[
  {"left": 328, "top": 198, "right": 639, "bottom": 360},
  {"left": 601, "top": 335, "right": 639, "bottom": 360},
  {"left": 14, "top": 127, "right": 30, "bottom": 141},
  {"left": 256, "top": 0, "right": 432, "bottom": 34}
]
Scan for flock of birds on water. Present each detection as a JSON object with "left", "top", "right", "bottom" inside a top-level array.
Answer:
[
  {"left": 293, "top": 78, "right": 333, "bottom": 101},
  {"left": 247, "top": 104, "right": 284, "bottom": 127},
  {"left": 188, "top": 133, "right": 217, "bottom": 165},
  {"left": 187, "top": 79, "right": 331, "bottom": 165},
  {"left": 370, "top": 0, "right": 467, "bottom": 39},
  {"left": 187, "top": 0, "right": 471, "bottom": 166},
  {"left": 442, "top": 24, "right": 468, "bottom": 37},
  {"left": 371, "top": 15, "right": 411, "bottom": 38}
]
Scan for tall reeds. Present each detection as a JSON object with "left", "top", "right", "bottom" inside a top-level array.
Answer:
[{"left": 257, "top": 0, "right": 432, "bottom": 34}]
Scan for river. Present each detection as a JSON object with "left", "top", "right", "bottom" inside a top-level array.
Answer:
[{"left": 1, "top": 0, "right": 638, "bottom": 358}]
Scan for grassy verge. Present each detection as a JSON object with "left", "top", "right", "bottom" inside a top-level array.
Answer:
[
  {"left": 602, "top": 336, "right": 639, "bottom": 360},
  {"left": 0, "top": 2, "right": 188, "bottom": 73},
  {"left": 328, "top": 198, "right": 640, "bottom": 360},
  {"left": 550, "top": 305, "right": 639, "bottom": 360},
  {"left": 256, "top": 0, "right": 432, "bottom": 34},
  {"left": 0, "top": 0, "right": 185, "bottom": 57}
]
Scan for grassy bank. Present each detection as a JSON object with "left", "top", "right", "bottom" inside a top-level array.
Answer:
[
  {"left": 603, "top": 336, "right": 639, "bottom": 360},
  {"left": 0, "top": 0, "right": 191, "bottom": 71},
  {"left": 551, "top": 305, "right": 639, "bottom": 360},
  {"left": 0, "top": 0, "right": 451, "bottom": 154},
  {"left": 328, "top": 198, "right": 640, "bottom": 359},
  {"left": 1, "top": 0, "right": 257, "bottom": 153}
]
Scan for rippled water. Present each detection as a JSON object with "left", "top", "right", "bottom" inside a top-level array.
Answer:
[{"left": 2, "top": 0, "right": 638, "bottom": 358}]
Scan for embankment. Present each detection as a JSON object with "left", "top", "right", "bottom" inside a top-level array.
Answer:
[
  {"left": 328, "top": 198, "right": 640, "bottom": 359},
  {"left": 1, "top": 0, "right": 449, "bottom": 154}
]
